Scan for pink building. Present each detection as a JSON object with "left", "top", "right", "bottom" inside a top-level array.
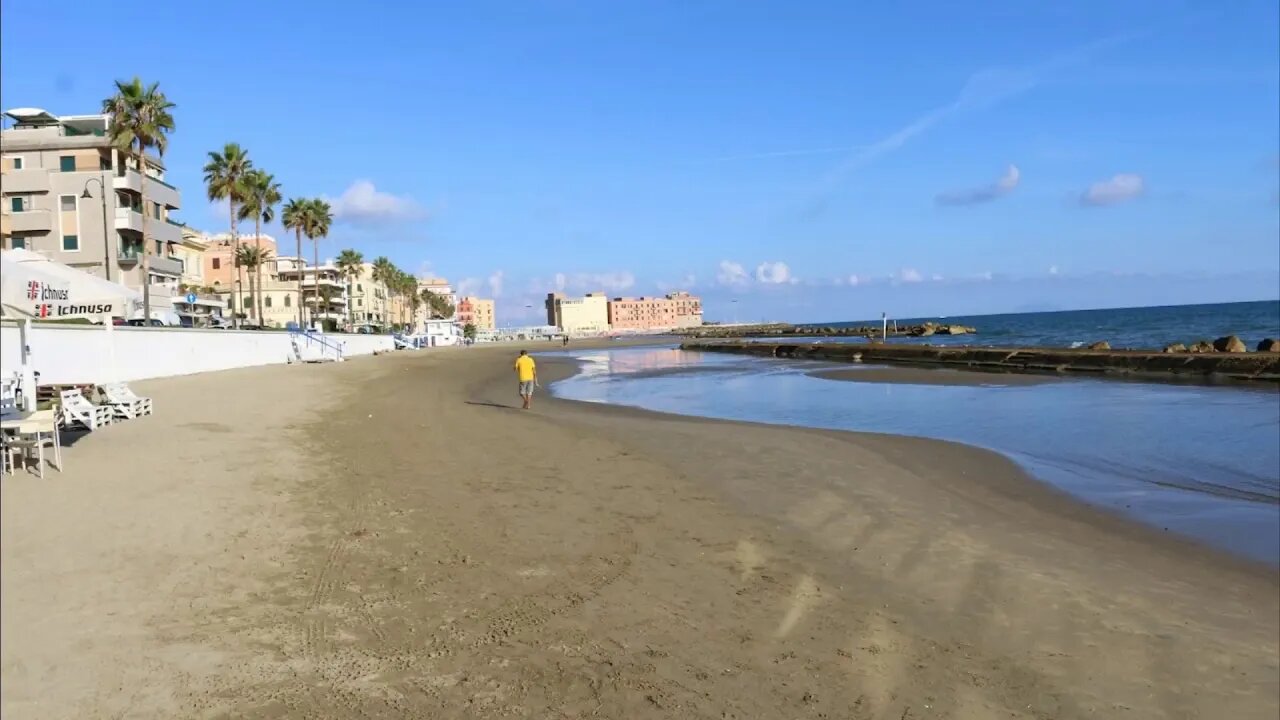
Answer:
[{"left": 607, "top": 292, "right": 702, "bottom": 331}]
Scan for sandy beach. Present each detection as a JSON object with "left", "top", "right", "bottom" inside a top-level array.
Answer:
[{"left": 3, "top": 341, "right": 1277, "bottom": 719}]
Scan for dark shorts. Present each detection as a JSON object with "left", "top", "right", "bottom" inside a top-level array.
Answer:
[{"left": 519, "top": 380, "right": 535, "bottom": 396}]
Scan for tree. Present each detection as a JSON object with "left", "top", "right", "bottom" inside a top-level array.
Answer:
[
  {"left": 281, "top": 198, "right": 308, "bottom": 328},
  {"left": 103, "top": 78, "right": 175, "bottom": 325},
  {"left": 238, "top": 169, "right": 281, "bottom": 325},
  {"left": 234, "top": 244, "right": 270, "bottom": 325},
  {"left": 203, "top": 143, "right": 252, "bottom": 328},
  {"left": 463, "top": 323, "right": 477, "bottom": 343},
  {"left": 335, "top": 249, "right": 364, "bottom": 328},
  {"left": 370, "top": 256, "right": 397, "bottom": 329},
  {"left": 422, "top": 288, "right": 455, "bottom": 320},
  {"left": 305, "top": 199, "right": 334, "bottom": 329}
]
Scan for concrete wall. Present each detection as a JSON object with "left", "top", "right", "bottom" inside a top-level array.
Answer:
[{"left": 0, "top": 321, "right": 395, "bottom": 385}]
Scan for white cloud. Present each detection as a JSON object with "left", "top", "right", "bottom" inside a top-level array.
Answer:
[
  {"left": 716, "top": 260, "right": 750, "bottom": 286},
  {"left": 1048, "top": 265, "right": 1060, "bottom": 276},
  {"left": 894, "top": 268, "right": 924, "bottom": 284},
  {"left": 935, "top": 164, "right": 1021, "bottom": 206},
  {"left": 931, "top": 273, "right": 945, "bottom": 281},
  {"left": 487, "top": 270, "right": 505, "bottom": 298},
  {"left": 847, "top": 274, "right": 862, "bottom": 286},
  {"left": 545, "top": 271, "right": 635, "bottom": 294},
  {"left": 323, "top": 180, "right": 423, "bottom": 223},
  {"left": 755, "top": 261, "right": 794, "bottom": 284},
  {"left": 1080, "top": 173, "right": 1145, "bottom": 206},
  {"left": 456, "top": 277, "right": 482, "bottom": 296}
]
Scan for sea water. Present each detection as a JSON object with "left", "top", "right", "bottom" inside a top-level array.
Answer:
[
  {"left": 550, "top": 345, "right": 1280, "bottom": 565},
  {"left": 790, "top": 299, "right": 1280, "bottom": 349}
]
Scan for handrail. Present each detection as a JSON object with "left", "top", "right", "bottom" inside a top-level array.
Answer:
[{"left": 288, "top": 329, "right": 345, "bottom": 361}]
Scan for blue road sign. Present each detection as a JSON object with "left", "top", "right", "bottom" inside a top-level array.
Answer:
[{"left": 186, "top": 292, "right": 198, "bottom": 304}]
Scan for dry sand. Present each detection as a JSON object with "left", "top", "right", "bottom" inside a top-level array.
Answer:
[{"left": 2, "top": 342, "right": 1277, "bottom": 719}]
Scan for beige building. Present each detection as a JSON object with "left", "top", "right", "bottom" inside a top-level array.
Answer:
[
  {"left": 347, "top": 262, "right": 391, "bottom": 328},
  {"left": 545, "top": 292, "right": 610, "bottom": 335},
  {"left": 1, "top": 107, "right": 185, "bottom": 314},
  {"left": 215, "top": 255, "right": 347, "bottom": 328},
  {"left": 456, "top": 297, "right": 496, "bottom": 331},
  {"left": 174, "top": 228, "right": 211, "bottom": 289}
]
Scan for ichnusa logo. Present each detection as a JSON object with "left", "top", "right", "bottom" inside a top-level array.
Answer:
[
  {"left": 26, "top": 281, "right": 70, "bottom": 302},
  {"left": 32, "top": 302, "right": 115, "bottom": 318}
]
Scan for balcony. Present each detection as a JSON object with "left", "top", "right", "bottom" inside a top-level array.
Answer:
[
  {"left": 112, "top": 168, "right": 181, "bottom": 209},
  {"left": 300, "top": 276, "right": 344, "bottom": 290},
  {"left": 114, "top": 207, "right": 183, "bottom": 244},
  {"left": 7, "top": 208, "right": 53, "bottom": 233},
  {"left": 1, "top": 168, "right": 51, "bottom": 194},
  {"left": 150, "top": 255, "right": 184, "bottom": 278}
]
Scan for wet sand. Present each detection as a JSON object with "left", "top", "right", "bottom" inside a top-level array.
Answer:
[
  {"left": 2, "top": 342, "right": 1277, "bottom": 718},
  {"left": 810, "top": 365, "right": 1062, "bottom": 386}
]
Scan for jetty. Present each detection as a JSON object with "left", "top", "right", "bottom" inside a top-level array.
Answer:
[
  {"left": 680, "top": 341, "right": 1280, "bottom": 384},
  {"left": 674, "top": 321, "right": 976, "bottom": 340}
]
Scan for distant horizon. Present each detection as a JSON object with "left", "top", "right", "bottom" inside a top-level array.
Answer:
[{"left": 797, "top": 297, "right": 1280, "bottom": 327}]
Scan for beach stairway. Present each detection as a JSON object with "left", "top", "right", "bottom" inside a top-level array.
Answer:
[{"left": 289, "top": 331, "right": 345, "bottom": 364}]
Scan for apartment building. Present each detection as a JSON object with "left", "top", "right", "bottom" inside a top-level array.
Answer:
[
  {"left": 347, "top": 262, "right": 391, "bottom": 328},
  {"left": 666, "top": 291, "right": 704, "bottom": 328},
  {"left": 201, "top": 233, "right": 278, "bottom": 289},
  {"left": 1, "top": 108, "right": 185, "bottom": 301},
  {"left": 545, "top": 292, "right": 610, "bottom": 335},
  {"left": 456, "top": 296, "right": 496, "bottom": 331},
  {"left": 211, "top": 255, "right": 347, "bottom": 328},
  {"left": 607, "top": 291, "right": 703, "bottom": 331}
]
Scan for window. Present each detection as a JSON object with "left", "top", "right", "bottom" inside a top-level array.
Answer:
[
  {"left": 358, "top": 299, "right": 364, "bottom": 307},
  {"left": 284, "top": 294, "right": 292, "bottom": 307},
  {"left": 265, "top": 296, "right": 273, "bottom": 308},
  {"left": 59, "top": 155, "right": 75, "bottom": 172},
  {"left": 9, "top": 197, "right": 24, "bottom": 212},
  {"left": 62, "top": 235, "right": 79, "bottom": 251},
  {"left": 100, "top": 156, "right": 112, "bottom": 171},
  {"left": 357, "top": 283, "right": 363, "bottom": 292},
  {"left": 60, "top": 195, "right": 76, "bottom": 212},
  {"left": 11, "top": 237, "right": 25, "bottom": 250},
  {"left": 212, "top": 258, "right": 221, "bottom": 270},
  {"left": 153, "top": 202, "right": 161, "bottom": 219},
  {"left": 11, "top": 157, "right": 22, "bottom": 170}
]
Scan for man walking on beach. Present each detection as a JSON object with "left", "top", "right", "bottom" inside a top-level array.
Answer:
[{"left": 514, "top": 350, "right": 537, "bottom": 410}]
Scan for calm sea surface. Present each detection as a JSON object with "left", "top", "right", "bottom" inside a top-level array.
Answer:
[
  {"left": 791, "top": 300, "right": 1280, "bottom": 350},
  {"left": 550, "top": 302, "right": 1280, "bottom": 565}
]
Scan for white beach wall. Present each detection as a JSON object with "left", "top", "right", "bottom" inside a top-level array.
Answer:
[{"left": 0, "top": 322, "right": 395, "bottom": 385}]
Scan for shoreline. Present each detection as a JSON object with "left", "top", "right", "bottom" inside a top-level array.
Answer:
[
  {"left": 535, "top": 351, "right": 1275, "bottom": 574},
  {"left": 3, "top": 342, "right": 1276, "bottom": 718}
]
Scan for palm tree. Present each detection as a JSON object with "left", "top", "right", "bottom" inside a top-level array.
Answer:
[
  {"left": 370, "top": 256, "right": 397, "bottom": 329},
  {"left": 238, "top": 169, "right": 281, "bottom": 324},
  {"left": 203, "top": 143, "right": 252, "bottom": 327},
  {"left": 335, "top": 249, "right": 364, "bottom": 328},
  {"left": 234, "top": 244, "right": 269, "bottom": 325},
  {"left": 103, "top": 78, "right": 175, "bottom": 325},
  {"left": 281, "top": 198, "right": 309, "bottom": 328},
  {"left": 305, "top": 199, "right": 333, "bottom": 329}
]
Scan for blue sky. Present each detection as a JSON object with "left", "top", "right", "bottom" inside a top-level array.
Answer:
[{"left": 2, "top": 0, "right": 1277, "bottom": 324}]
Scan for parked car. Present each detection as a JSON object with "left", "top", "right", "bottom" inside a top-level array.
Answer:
[{"left": 126, "top": 318, "right": 167, "bottom": 327}]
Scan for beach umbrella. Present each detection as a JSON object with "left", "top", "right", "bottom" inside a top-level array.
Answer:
[
  {"left": 0, "top": 248, "right": 140, "bottom": 320},
  {"left": 1, "top": 249, "right": 140, "bottom": 407}
]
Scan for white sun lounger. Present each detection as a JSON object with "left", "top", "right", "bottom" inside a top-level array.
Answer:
[
  {"left": 59, "top": 388, "right": 113, "bottom": 431},
  {"left": 100, "top": 382, "right": 153, "bottom": 419}
]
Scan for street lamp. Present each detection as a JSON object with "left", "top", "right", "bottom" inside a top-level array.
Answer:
[{"left": 81, "top": 175, "right": 112, "bottom": 281}]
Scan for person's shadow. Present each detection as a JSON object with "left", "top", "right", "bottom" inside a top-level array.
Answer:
[{"left": 464, "top": 401, "right": 519, "bottom": 411}]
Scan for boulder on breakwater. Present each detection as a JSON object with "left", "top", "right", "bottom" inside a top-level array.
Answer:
[
  {"left": 1259, "top": 338, "right": 1280, "bottom": 353},
  {"left": 680, "top": 341, "right": 1280, "bottom": 384},
  {"left": 675, "top": 321, "right": 977, "bottom": 340}
]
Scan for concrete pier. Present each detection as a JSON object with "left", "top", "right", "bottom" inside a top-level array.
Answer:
[{"left": 680, "top": 341, "right": 1280, "bottom": 384}]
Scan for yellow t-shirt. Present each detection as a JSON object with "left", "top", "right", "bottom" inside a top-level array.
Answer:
[{"left": 515, "top": 356, "right": 536, "bottom": 382}]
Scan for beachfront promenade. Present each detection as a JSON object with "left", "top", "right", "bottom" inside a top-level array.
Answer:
[{"left": 2, "top": 343, "right": 1277, "bottom": 718}]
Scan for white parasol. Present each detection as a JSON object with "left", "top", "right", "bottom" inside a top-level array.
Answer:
[
  {"left": 0, "top": 248, "right": 140, "bottom": 320},
  {"left": 1, "top": 249, "right": 141, "bottom": 408}
]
